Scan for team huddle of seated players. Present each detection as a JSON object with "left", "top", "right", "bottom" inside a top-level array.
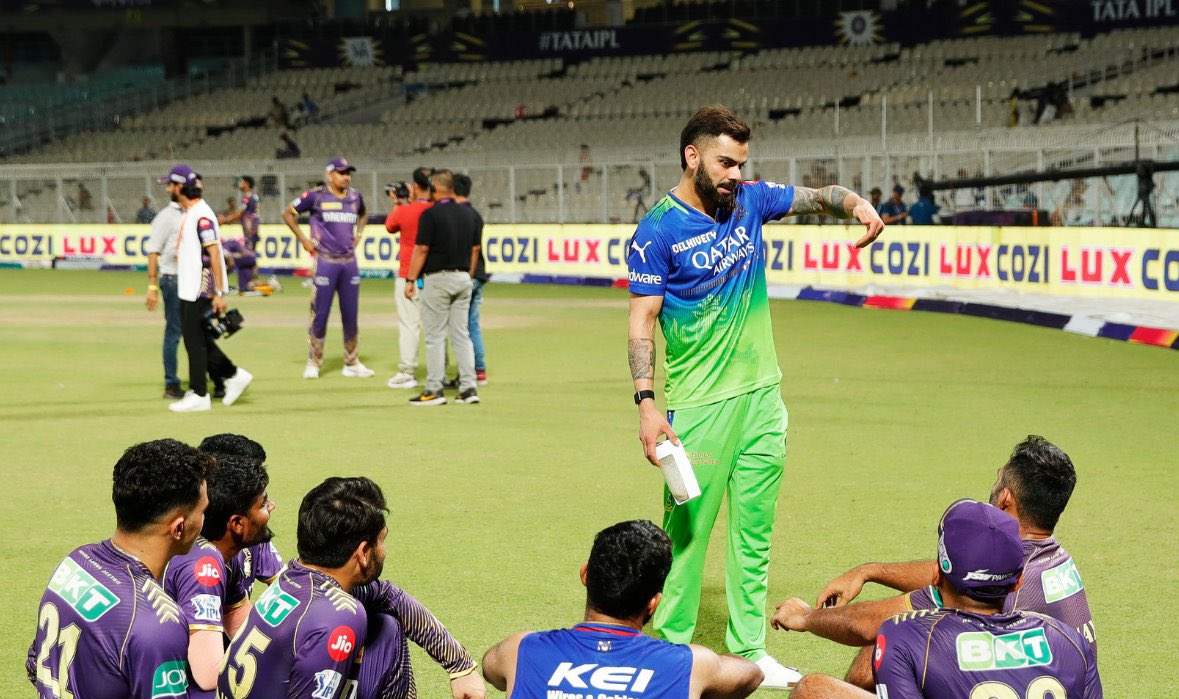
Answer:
[{"left": 28, "top": 434, "right": 1100, "bottom": 698}]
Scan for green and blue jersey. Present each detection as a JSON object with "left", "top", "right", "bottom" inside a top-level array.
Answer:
[{"left": 627, "top": 181, "right": 795, "bottom": 410}]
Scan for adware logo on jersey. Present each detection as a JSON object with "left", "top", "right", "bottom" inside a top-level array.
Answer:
[{"left": 547, "top": 663, "right": 655, "bottom": 694}]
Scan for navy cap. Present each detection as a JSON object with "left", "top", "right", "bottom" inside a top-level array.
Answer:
[
  {"left": 937, "top": 498, "right": 1025, "bottom": 600},
  {"left": 326, "top": 157, "right": 356, "bottom": 174},
  {"left": 158, "top": 164, "right": 197, "bottom": 186}
]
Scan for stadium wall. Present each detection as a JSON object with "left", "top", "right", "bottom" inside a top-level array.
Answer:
[{"left": 2, "top": 224, "right": 1179, "bottom": 302}]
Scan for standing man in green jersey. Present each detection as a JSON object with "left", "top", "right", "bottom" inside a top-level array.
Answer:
[{"left": 626, "top": 105, "right": 884, "bottom": 689}]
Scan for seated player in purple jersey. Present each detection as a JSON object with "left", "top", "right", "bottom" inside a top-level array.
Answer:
[
  {"left": 163, "top": 453, "right": 275, "bottom": 697},
  {"left": 218, "top": 477, "right": 384, "bottom": 699},
  {"left": 222, "top": 237, "right": 259, "bottom": 292},
  {"left": 789, "top": 499, "right": 1101, "bottom": 699},
  {"left": 27, "top": 439, "right": 214, "bottom": 699},
  {"left": 770, "top": 435, "right": 1096, "bottom": 690},
  {"left": 199, "top": 433, "right": 286, "bottom": 586},
  {"left": 483, "top": 520, "right": 763, "bottom": 699},
  {"left": 282, "top": 156, "right": 376, "bottom": 379}
]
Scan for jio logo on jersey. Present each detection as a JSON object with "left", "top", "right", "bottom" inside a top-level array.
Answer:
[
  {"left": 327, "top": 625, "right": 357, "bottom": 661},
  {"left": 194, "top": 557, "right": 222, "bottom": 587}
]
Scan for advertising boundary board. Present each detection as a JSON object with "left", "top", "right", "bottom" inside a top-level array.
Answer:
[{"left": 2, "top": 223, "right": 1176, "bottom": 350}]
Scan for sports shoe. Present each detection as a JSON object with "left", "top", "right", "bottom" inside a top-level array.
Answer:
[
  {"left": 408, "top": 390, "right": 446, "bottom": 406},
  {"left": 342, "top": 362, "right": 375, "bottom": 378},
  {"left": 222, "top": 368, "right": 252, "bottom": 406},
  {"left": 303, "top": 362, "right": 320, "bottom": 379},
  {"left": 267, "top": 274, "right": 283, "bottom": 293},
  {"left": 476, "top": 370, "right": 488, "bottom": 386},
  {"left": 387, "top": 372, "right": 418, "bottom": 389},
  {"left": 163, "top": 385, "right": 185, "bottom": 399},
  {"left": 755, "top": 657, "right": 802, "bottom": 690},
  {"left": 455, "top": 388, "right": 480, "bottom": 404},
  {"left": 169, "top": 390, "right": 211, "bottom": 413},
  {"left": 442, "top": 376, "right": 459, "bottom": 390}
]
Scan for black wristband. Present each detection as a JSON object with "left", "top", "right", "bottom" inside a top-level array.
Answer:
[{"left": 634, "top": 390, "right": 655, "bottom": 405}]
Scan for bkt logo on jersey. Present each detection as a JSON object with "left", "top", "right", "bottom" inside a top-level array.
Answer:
[
  {"left": 194, "top": 556, "right": 222, "bottom": 586},
  {"left": 326, "top": 625, "right": 357, "bottom": 661},
  {"left": 956, "top": 628, "right": 1053, "bottom": 671},
  {"left": 547, "top": 663, "right": 655, "bottom": 693}
]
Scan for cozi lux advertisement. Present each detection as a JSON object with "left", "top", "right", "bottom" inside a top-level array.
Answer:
[{"left": 2, "top": 224, "right": 1178, "bottom": 300}]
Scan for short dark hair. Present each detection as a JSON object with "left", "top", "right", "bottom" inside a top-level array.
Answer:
[
  {"left": 412, "top": 166, "right": 433, "bottom": 190},
  {"left": 297, "top": 477, "right": 387, "bottom": 568},
  {"left": 113, "top": 439, "right": 215, "bottom": 532},
  {"left": 1000, "top": 435, "right": 1077, "bottom": 532},
  {"left": 431, "top": 169, "right": 455, "bottom": 193},
  {"left": 199, "top": 433, "right": 266, "bottom": 463},
  {"left": 240, "top": 175, "right": 255, "bottom": 189},
  {"left": 585, "top": 520, "right": 672, "bottom": 620},
  {"left": 453, "top": 173, "right": 473, "bottom": 198},
  {"left": 200, "top": 455, "right": 270, "bottom": 541},
  {"left": 679, "top": 105, "right": 751, "bottom": 170}
]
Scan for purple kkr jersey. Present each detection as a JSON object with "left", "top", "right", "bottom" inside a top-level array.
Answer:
[
  {"left": 27, "top": 540, "right": 189, "bottom": 699},
  {"left": 163, "top": 537, "right": 228, "bottom": 636},
  {"left": 289, "top": 187, "right": 366, "bottom": 260},
  {"left": 906, "top": 536, "right": 1096, "bottom": 653},
  {"left": 241, "top": 191, "right": 260, "bottom": 239},
  {"left": 873, "top": 608, "right": 1100, "bottom": 699},
  {"left": 218, "top": 560, "right": 367, "bottom": 699}
]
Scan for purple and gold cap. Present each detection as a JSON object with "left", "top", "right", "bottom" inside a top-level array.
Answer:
[
  {"left": 157, "top": 164, "right": 198, "bottom": 185},
  {"left": 325, "top": 157, "right": 356, "bottom": 174},
  {"left": 937, "top": 498, "right": 1024, "bottom": 600}
]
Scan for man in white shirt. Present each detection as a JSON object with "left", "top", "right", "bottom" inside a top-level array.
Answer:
[
  {"left": 165, "top": 164, "right": 252, "bottom": 413},
  {"left": 144, "top": 178, "right": 186, "bottom": 399}
]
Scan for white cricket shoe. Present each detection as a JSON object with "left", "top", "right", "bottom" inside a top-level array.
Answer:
[
  {"left": 169, "top": 391, "right": 211, "bottom": 413},
  {"left": 756, "top": 656, "right": 802, "bottom": 690},
  {"left": 222, "top": 369, "right": 252, "bottom": 406},
  {"left": 342, "top": 362, "right": 375, "bottom": 378},
  {"left": 386, "top": 371, "right": 418, "bottom": 389},
  {"left": 303, "top": 362, "right": 320, "bottom": 379}
]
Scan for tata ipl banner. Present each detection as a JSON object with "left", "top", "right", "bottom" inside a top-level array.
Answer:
[{"left": 3, "top": 224, "right": 1179, "bottom": 300}]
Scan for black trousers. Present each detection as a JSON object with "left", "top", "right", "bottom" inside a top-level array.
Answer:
[{"left": 180, "top": 297, "right": 236, "bottom": 397}]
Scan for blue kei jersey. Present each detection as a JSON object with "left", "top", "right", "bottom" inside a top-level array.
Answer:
[
  {"left": 626, "top": 182, "right": 795, "bottom": 410},
  {"left": 511, "top": 623, "right": 693, "bottom": 699}
]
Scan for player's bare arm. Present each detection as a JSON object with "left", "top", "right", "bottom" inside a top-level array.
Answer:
[
  {"left": 204, "top": 241, "right": 228, "bottom": 314},
  {"left": 188, "top": 628, "right": 223, "bottom": 690},
  {"left": 219, "top": 208, "right": 243, "bottom": 225},
  {"left": 469, "top": 245, "right": 481, "bottom": 278},
  {"left": 481, "top": 631, "right": 529, "bottom": 694},
  {"left": 687, "top": 645, "right": 763, "bottom": 699},
  {"left": 629, "top": 293, "right": 679, "bottom": 466},
  {"left": 224, "top": 600, "right": 252, "bottom": 638},
  {"left": 145, "top": 252, "right": 160, "bottom": 311},
  {"left": 450, "top": 669, "right": 487, "bottom": 699},
  {"left": 818, "top": 560, "right": 938, "bottom": 607},
  {"left": 354, "top": 217, "right": 366, "bottom": 248},
  {"left": 772, "top": 595, "right": 910, "bottom": 646},
  {"left": 282, "top": 206, "right": 316, "bottom": 254},
  {"left": 786, "top": 185, "right": 884, "bottom": 249}
]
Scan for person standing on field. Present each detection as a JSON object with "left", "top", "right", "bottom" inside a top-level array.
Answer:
[
  {"left": 626, "top": 105, "right": 884, "bottom": 689},
  {"left": 283, "top": 156, "right": 375, "bottom": 380},
  {"left": 145, "top": 176, "right": 186, "bottom": 399}
]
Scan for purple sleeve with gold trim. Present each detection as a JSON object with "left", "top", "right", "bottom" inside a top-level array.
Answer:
[{"left": 163, "top": 546, "right": 227, "bottom": 633}]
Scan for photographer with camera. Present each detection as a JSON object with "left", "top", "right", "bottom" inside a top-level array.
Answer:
[
  {"left": 166, "top": 164, "right": 252, "bottom": 413},
  {"left": 384, "top": 166, "right": 434, "bottom": 389}
]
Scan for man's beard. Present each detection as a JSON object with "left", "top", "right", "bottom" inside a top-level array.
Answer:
[
  {"left": 244, "top": 525, "right": 274, "bottom": 548},
  {"left": 360, "top": 552, "right": 384, "bottom": 584},
  {"left": 694, "top": 167, "right": 738, "bottom": 214},
  {"left": 170, "top": 192, "right": 179, "bottom": 203}
]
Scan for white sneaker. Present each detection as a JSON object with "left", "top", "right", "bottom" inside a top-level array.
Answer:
[
  {"left": 342, "top": 362, "right": 375, "bottom": 378},
  {"left": 222, "top": 369, "right": 252, "bottom": 406},
  {"left": 169, "top": 390, "right": 211, "bottom": 413},
  {"left": 756, "top": 657, "right": 802, "bottom": 690},
  {"left": 303, "top": 362, "right": 319, "bottom": 379},
  {"left": 386, "top": 371, "right": 418, "bottom": 389}
]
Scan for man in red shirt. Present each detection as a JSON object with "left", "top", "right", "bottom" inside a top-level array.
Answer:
[{"left": 385, "top": 167, "right": 434, "bottom": 389}]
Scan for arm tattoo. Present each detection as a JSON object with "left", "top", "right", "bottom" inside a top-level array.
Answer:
[
  {"left": 788, "top": 185, "right": 856, "bottom": 218},
  {"left": 628, "top": 338, "right": 655, "bottom": 380}
]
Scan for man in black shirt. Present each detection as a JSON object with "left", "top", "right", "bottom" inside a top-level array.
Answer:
[{"left": 404, "top": 169, "right": 482, "bottom": 406}]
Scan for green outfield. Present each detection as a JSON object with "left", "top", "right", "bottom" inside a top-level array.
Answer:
[{"left": 2, "top": 269, "right": 1174, "bottom": 697}]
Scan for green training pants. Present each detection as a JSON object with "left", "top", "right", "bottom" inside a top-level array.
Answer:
[{"left": 653, "top": 383, "right": 787, "bottom": 659}]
